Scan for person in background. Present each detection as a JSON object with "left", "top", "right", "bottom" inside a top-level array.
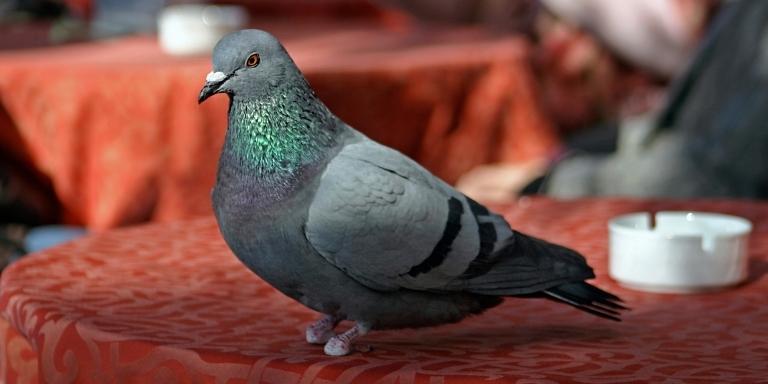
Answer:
[
  {"left": 457, "top": 0, "right": 719, "bottom": 202},
  {"left": 542, "top": 0, "right": 708, "bottom": 78},
  {"left": 543, "top": 0, "right": 768, "bottom": 199}
]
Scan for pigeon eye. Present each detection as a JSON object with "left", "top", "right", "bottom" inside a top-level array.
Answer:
[{"left": 245, "top": 53, "right": 260, "bottom": 68}]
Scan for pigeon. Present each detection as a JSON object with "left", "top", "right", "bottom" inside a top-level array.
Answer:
[{"left": 199, "top": 30, "right": 626, "bottom": 356}]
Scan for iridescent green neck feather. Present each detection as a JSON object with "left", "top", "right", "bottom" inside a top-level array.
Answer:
[{"left": 223, "top": 80, "right": 338, "bottom": 179}]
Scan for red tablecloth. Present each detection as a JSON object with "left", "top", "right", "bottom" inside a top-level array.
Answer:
[
  {"left": 2, "top": 197, "right": 767, "bottom": 383},
  {"left": 0, "top": 21, "right": 558, "bottom": 229}
]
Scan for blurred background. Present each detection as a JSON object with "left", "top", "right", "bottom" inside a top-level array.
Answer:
[{"left": 4, "top": 0, "right": 765, "bottom": 268}]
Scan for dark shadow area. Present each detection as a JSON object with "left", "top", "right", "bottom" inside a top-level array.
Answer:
[{"left": 0, "top": 105, "right": 60, "bottom": 226}]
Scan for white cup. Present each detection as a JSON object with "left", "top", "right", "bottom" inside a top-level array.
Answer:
[{"left": 158, "top": 4, "right": 248, "bottom": 56}]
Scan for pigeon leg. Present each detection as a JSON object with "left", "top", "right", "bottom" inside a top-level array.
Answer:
[
  {"left": 306, "top": 314, "right": 341, "bottom": 344},
  {"left": 324, "top": 321, "right": 371, "bottom": 356}
]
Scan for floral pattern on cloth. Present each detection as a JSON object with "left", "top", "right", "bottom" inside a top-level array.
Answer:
[{"left": 2, "top": 197, "right": 768, "bottom": 383}]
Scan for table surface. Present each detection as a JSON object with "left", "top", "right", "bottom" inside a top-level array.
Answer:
[
  {"left": 0, "top": 21, "right": 559, "bottom": 229},
  {"left": 2, "top": 197, "right": 767, "bottom": 383}
]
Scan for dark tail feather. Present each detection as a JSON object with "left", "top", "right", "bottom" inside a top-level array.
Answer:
[{"left": 543, "top": 282, "right": 629, "bottom": 322}]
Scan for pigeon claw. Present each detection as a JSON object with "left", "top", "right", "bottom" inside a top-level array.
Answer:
[
  {"left": 324, "top": 335, "right": 352, "bottom": 356},
  {"left": 306, "top": 315, "right": 340, "bottom": 345},
  {"left": 322, "top": 321, "right": 371, "bottom": 356},
  {"left": 306, "top": 328, "right": 335, "bottom": 344}
]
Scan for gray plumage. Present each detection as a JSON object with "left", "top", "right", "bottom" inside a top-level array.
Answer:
[{"left": 199, "top": 30, "right": 625, "bottom": 355}]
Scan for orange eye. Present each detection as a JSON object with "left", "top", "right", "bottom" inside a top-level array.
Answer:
[{"left": 246, "top": 53, "right": 260, "bottom": 67}]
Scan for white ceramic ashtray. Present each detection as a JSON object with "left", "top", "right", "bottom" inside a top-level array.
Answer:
[{"left": 608, "top": 211, "right": 752, "bottom": 293}]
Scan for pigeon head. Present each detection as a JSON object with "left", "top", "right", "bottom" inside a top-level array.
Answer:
[{"left": 198, "top": 29, "right": 301, "bottom": 103}]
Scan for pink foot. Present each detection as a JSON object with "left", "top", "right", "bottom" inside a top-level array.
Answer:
[
  {"left": 323, "top": 322, "right": 370, "bottom": 356},
  {"left": 305, "top": 315, "right": 340, "bottom": 345}
]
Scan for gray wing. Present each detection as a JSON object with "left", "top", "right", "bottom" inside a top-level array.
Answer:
[{"left": 305, "top": 140, "right": 504, "bottom": 291}]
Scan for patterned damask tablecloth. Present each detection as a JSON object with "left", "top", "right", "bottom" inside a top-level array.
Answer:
[{"left": 1, "top": 197, "right": 767, "bottom": 383}]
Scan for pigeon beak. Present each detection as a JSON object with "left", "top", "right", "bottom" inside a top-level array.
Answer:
[{"left": 198, "top": 71, "right": 229, "bottom": 104}]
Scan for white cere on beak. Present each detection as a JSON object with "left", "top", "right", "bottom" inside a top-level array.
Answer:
[{"left": 206, "top": 71, "right": 226, "bottom": 82}]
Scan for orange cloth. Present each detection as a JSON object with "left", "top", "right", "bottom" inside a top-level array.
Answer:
[
  {"left": 0, "top": 22, "right": 559, "bottom": 229},
  {"left": 2, "top": 198, "right": 768, "bottom": 382}
]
